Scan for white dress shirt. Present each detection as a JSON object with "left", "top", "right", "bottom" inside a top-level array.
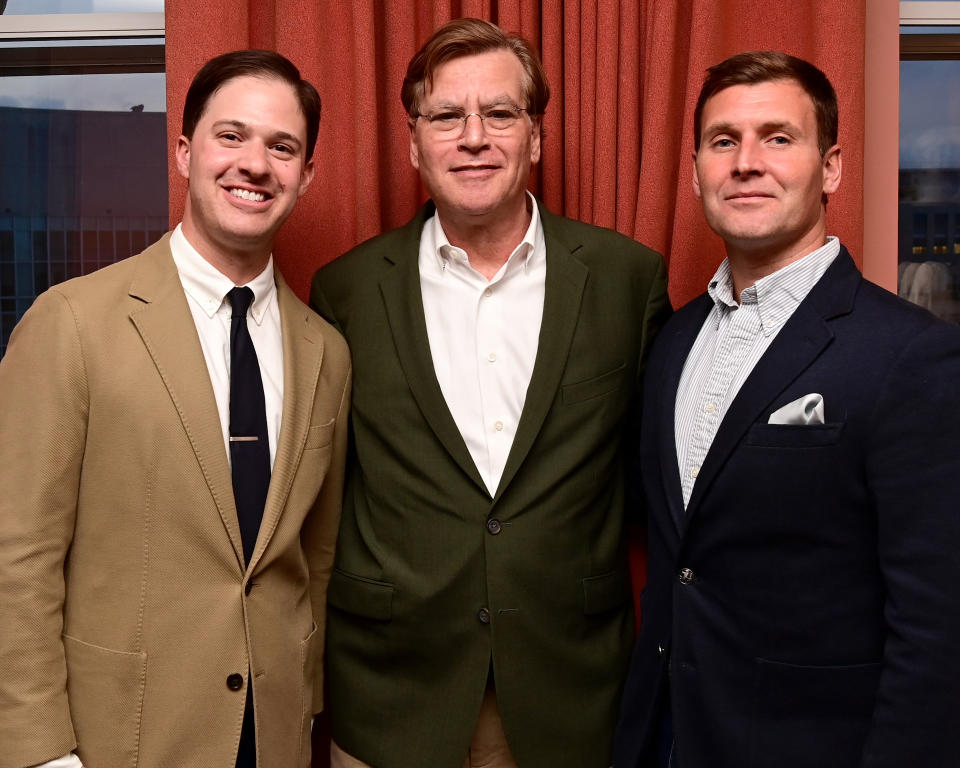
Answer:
[
  {"left": 37, "top": 226, "right": 284, "bottom": 768},
  {"left": 169, "top": 223, "right": 284, "bottom": 469},
  {"left": 674, "top": 237, "right": 839, "bottom": 508},
  {"left": 419, "top": 193, "right": 546, "bottom": 496}
]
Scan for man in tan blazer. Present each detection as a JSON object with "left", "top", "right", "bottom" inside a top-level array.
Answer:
[{"left": 0, "top": 51, "right": 350, "bottom": 768}]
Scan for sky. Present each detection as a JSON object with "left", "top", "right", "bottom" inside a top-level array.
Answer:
[
  {"left": 4, "top": 0, "right": 162, "bottom": 12},
  {"left": 0, "top": 73, "right": 165, "bottom": 112},
  {"left": 900, "top": 59, "right": 960, "bottom": 169}
]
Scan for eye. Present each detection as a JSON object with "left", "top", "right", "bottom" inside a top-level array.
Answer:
[
  {"left": 272, "top": 143, "right": 293, "bottom": 155},
  {"left": 429, "top": 111, "right": 464, "bottom": 126},
  {"left": 485, "top": 108, "right": 516, "bottom": 121},
  {"left": 711, "top": 137, "right": 735, "bottom": 149},
  {"left": 769, "top": 135, "right": 791, "bottom": 145},
  {"left": 219, "top": 132, "right": 241, "bottom": 143}
]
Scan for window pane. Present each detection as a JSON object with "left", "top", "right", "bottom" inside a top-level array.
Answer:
[
  {"left": 899, "top": 58, "right": 960, "bottom": 323},
  {"left": 0, "top": 69, "right": 167, "bottom": 357}
]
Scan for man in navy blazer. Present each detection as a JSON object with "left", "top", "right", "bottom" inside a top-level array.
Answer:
[{"left": 614, "top": 51, "right": 960, "bottom": 768}]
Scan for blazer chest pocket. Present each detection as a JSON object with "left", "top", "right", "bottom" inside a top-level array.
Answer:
[
  {"left": 562, "top": 363, "right": 626, "bottom": 405},
  {"left": 304, "top": 418, "right": 336, "bottom": 450},
  {"left": 745, "top": 421, "right": 844, "bottom": 448},
  {"left": 582, "top": 568, "right": 632, "bottom": 615},
  {"left": 327, "top": 568, "right": 394, "bottom": 620}
]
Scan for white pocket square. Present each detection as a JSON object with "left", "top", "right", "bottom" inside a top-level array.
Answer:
[{"left": 768, "top": 393, "right": 824, "bottom": 425}]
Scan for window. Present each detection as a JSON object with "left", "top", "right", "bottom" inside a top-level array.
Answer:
[
  {"left": 0, "top": 6, "right": 166, "bottom": 357},
  {"left": 899, "top": 1, "right": 960, "bottom": 322}
]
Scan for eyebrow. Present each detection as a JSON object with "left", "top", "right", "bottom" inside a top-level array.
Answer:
[
  {"left": 704, "top": 120, "right": 801, "bottom": 137},
  {"left": 423, "top": 94, "right": 521, "bottom": 111}
]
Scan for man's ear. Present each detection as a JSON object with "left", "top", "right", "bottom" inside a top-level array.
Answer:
[
  {"left": 298, "top": 157, "right": 315, "bottom": 198},
  {"left": 821, "top": 144, "right": 841, "bottom": 196},
  {"left": 692, "top": 151, "right": 702, "bottom": 199},
  {"left": 175, "top": 135, "right": 191, "bottom": 180},
  {"left": 408, "top": 119, "right": 420, "bottom": 171},
  {"left": 529, "top": 115, "right": 542, "bottom": 165}
]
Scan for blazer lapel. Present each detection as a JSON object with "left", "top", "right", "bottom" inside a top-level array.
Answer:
[
  {"left": 659, "top": 295, "right": 713, "bottom": 535},
  {"left": 683, "top": 249, "right": 860, "bottom": 521},
  {"left": 247, "top": 272, "right": 325, "bottom": 572},
  {"left": 378, "top": 205, "right": 488, "bottom": 492},
  {"left": 127, "top": 235, "right": 245, "bottom": 569},
  {"left": 494, "top": 205, "right": 587, "bottom": 501}
]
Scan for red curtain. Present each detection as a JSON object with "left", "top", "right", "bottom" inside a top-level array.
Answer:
[{"left": 166, "top": 0, "right": 865, "bottom": 309}]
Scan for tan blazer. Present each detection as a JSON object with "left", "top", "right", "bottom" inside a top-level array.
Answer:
[{"left": 0, "top": 235, "right": 351, "bottom": 768}]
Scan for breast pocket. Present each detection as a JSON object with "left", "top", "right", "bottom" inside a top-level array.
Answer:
[
  {"left": 561, "top": 363, "right": 626, "bottom": 405},
  {"left": 303, "top": 417, "right": 336, "bottom": 451},
  {"left": 745, "top": 421, "right": 844, "bottom": 448}
]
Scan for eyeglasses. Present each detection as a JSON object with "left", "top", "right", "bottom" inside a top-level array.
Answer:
[{"left": 415, "top": 105, "right": 530, "bottom": 134}]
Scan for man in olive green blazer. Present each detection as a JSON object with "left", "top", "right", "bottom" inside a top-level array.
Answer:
[
  {"left": 311, "top": 19, "right": 669, "bottom": 768},
  {"left": 0, "top": 52, "right": 349, "bottom": 768}
]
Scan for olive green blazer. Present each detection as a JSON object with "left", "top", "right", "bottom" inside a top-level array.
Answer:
[
  {"left": 311, "top": 201, "right": 669, "bottom": 768},
  {"left": 0, "top": 235, "right": 351, "bottom": 768}
]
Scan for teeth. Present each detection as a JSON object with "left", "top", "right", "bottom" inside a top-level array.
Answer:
[{"left": 229, "top": 188, "right": 266, "bottom": 202}]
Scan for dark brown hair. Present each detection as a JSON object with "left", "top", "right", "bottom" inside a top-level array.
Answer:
[
  {"left": 401, "top": 18, "right": 550, "bottom": 118},
  {"left": 694, "top": 50, "right": 838, "bottom": 155},
  {"left": 182, "top": 49, "right": 322, "bottom": 160}
]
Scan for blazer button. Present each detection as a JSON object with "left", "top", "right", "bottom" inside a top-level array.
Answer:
[
  {"left": 486, "top": 518, "right": 502, "bottom": 535},
  {"left": 477, "top": 608, "right": 491, "bottom": 624},
  {"left": 678, "top": 568, "right": 695, "bottom": 584},
  {"left": 226, "top": 673, "right": 244, "bottom": 691}
]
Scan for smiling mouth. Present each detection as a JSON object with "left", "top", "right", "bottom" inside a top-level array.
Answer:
[
  {"left": 228, "top": 188, "right": 269, "bottom": 202},
  {"left": 451, "top": 164, "right": 499, "bottom": 173},
  {"left": 727, "top": 193, "right": 774, "bottom": 200}
]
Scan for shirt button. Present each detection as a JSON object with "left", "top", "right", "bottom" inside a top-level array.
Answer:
[
  {"left": 484, "top": 288, "right": 493, "bottom": 298},
  {"left": 704, "top": 402, "right": 716, "bottom": 413},
  {"left": 488, "top": 352, "right": 497, "bottom": 362},
  {"left": 690, "top": 466, "right": 699, "bottom": 479},
  {"left": 478, "top": 608, "right": 491, "bottom": 624},
  {"left": 226, "top": 673, "right": 244, "bottom": 691},
  {"left": 494, "top": 421, "right": 504, "bottom": 432},
  {"left": 486, "top": 518, "right": 502, "bottom": 535}
]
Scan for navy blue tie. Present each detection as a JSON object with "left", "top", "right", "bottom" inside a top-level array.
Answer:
[{"left": 227, "top": 286, "right": 270, "bottom": 567}]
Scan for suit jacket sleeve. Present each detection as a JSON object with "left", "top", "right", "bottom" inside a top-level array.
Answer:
[
  {"left": 862, "top": 319, "right": 960, "bottom": 767},
  {"left": 0, "top": 289, "right": 86, "bottom": 766}
]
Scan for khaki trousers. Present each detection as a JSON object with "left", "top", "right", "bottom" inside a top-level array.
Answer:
[{"left": 330, "top": 685, "right": 518, "bottom": 768}]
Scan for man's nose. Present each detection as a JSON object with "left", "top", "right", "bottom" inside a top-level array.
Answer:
[
  {"left": 238, "top": 140, "right": 270, "bottom": 176},
  {"left": 458, "top": 113, "right": 489, "bottom": 151},
  {"left": 733, "top": 138, "right": 764, "bottom": 176}
]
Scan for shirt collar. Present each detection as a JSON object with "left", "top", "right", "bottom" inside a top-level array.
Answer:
[
  {"left": 169, "top": 223, "right": 277, "bottom": 325},
  {"left": 425, "top": 191, "right": 544, "bottom": 279},
  {"left": 706, "top": 236, "right": 840, "bottom": 335}
]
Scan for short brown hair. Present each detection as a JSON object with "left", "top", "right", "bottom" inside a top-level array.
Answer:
[
  {"left": 693, "top": 51, "right": 838, "bottom": 156},
  {"left": 182, "top": 49, "right": 322, "bottom": 160},
  {"left": 401, "top": 18, "right": 550, "bottom": 118}
]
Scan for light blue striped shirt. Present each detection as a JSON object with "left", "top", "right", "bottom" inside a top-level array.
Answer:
[{"left": 675, "top": 237, "right": 840, "bottom": 507}]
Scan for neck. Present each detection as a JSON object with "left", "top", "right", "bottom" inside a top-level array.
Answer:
[
  {"left": 180, "top": 221, "right": 271, "bottom": 285},
  {"left": 727, "top": 228, "right": 828, "bottom": 302},
  {"left": 438, "top": 196, "right": 533, "bottom": 281}
]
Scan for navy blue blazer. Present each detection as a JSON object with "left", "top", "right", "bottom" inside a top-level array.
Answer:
[{"left": 615, "top": 247, "right": 960, "bottom": 768}]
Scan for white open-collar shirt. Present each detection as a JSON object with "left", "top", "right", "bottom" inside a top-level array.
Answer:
[{"left": 418, "top": 193, "right": 546, "bottom": 497}]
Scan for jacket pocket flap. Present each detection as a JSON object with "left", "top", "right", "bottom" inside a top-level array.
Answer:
[
  {"left": 562, "top": 363, "right": 626, "bottom": 405},
  {"left": 304, "top": 418, "right": 336, "bottom": 450},
  {"left": 327, "top": 569, "right": 393, "bottom": 620},
  {"left": 582, "top": 569, "right": 632, "bottom": 615},
  {"left": 746, "top": 421, "right": 844, "bottom": 448}
]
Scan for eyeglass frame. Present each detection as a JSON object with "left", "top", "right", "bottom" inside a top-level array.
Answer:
[{"left": 413, "top": 104, "right": 532, "bottom": 135}]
